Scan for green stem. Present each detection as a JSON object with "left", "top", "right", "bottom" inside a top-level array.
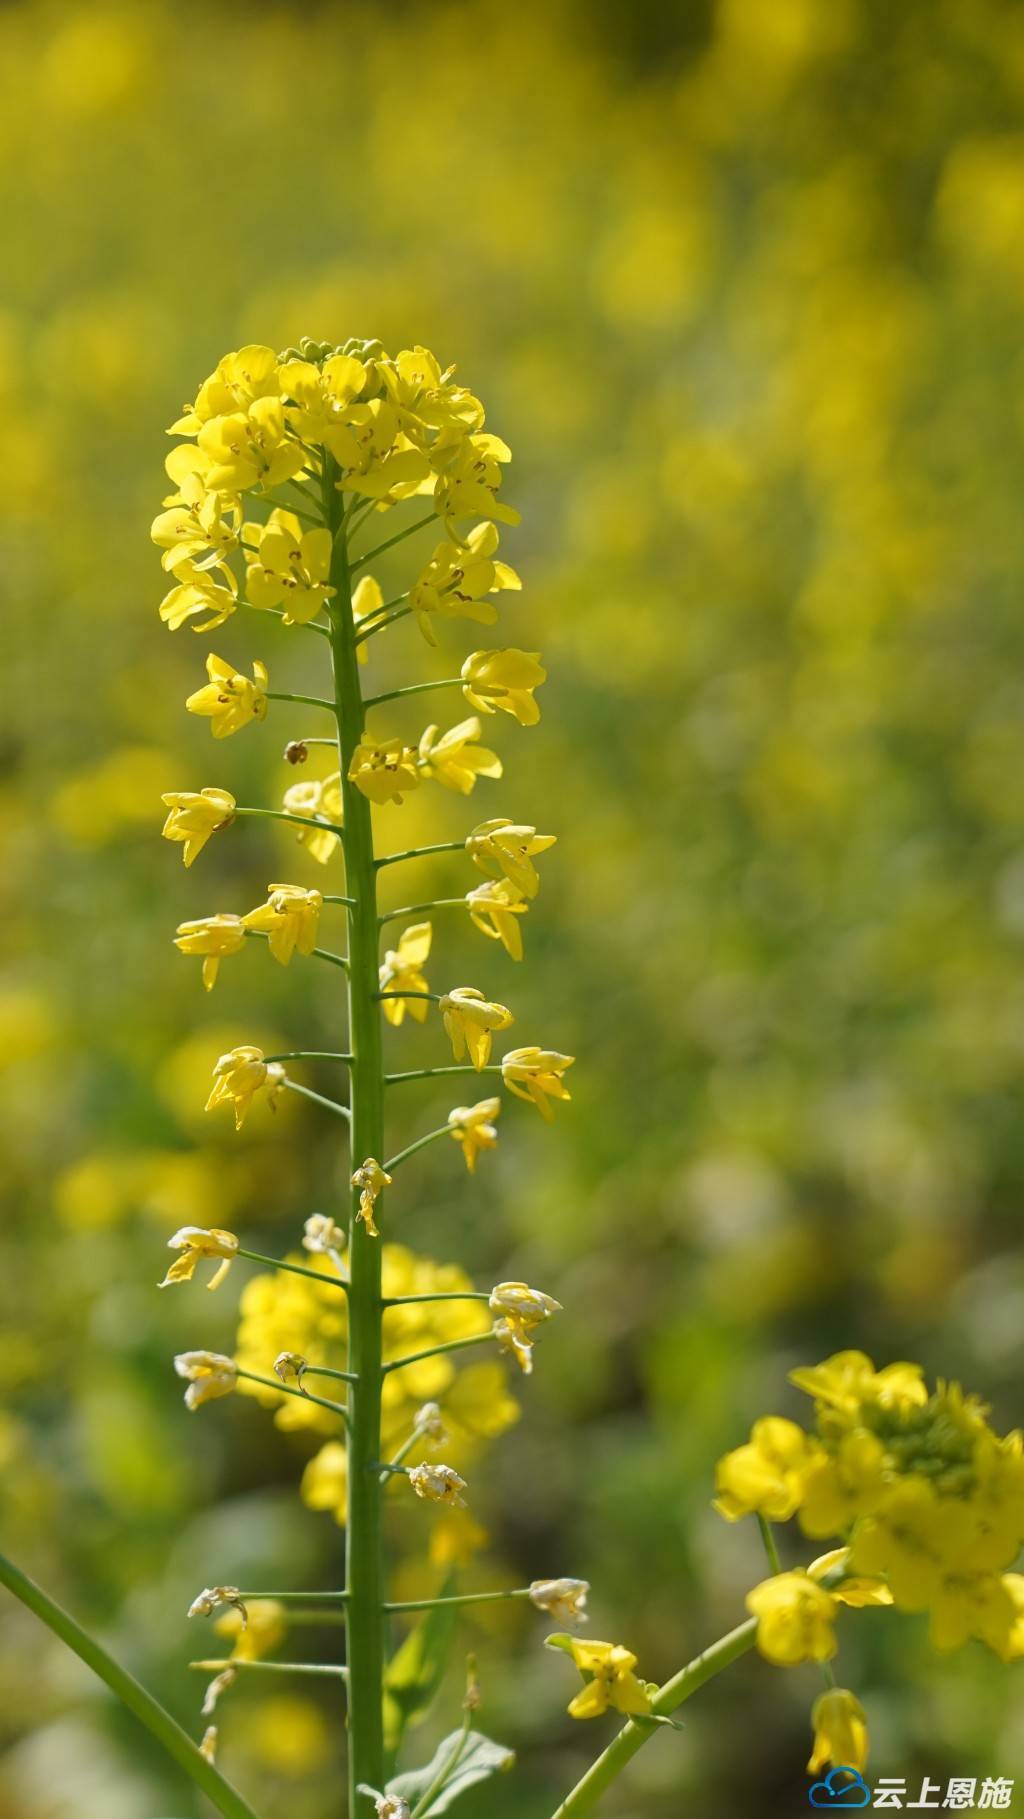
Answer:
[
  {"left": 243, "top": 930, "right": 350, "bottom": 973},
  {"left": 236, "top": 1247, "right": 349, "bottom": 1291},
  {"left": 280, "top": 1078, "right": 351, "bottom": 1121},
  {"left": 551, "top": 1618, "right": 758, "bottom": 1818},
  {"left": 376, "top": 991, "right": 442, "bottom": 1005},
  {"left": 380, "top": 1418, "right": 432, "bottom": 1483},
  {"left": 351, "top": 511, "right": 436, "bottom": 574},
  {"left": 300, "top": 1362, "right": 359, "bottom": 1385},
  {"left": 382, "top": 1332, "right": 489, "bottom": 1375},
  {"left": 243, "top": 602, "right": 330, "bottom": 637},
  {"left": 230, "top": 1591, "right": 348, "bottom": 1605},
  {"left": 379, "top": 898, "right": 466, "bottom": 926},
  {"left": 326, "top": 453, "right": 387, "bottom": 1809},
  {"left": 0, "top": 1550, "right": 261, "bottom": 1819},
  {"left": 382, "top": 1292, "right": 490, "bottom": 1307},
  {"left": 385, "top": 1588, "right": 531, "bottom": 1614},
  {"left": 323, "top": 894, "right": 357, "bottom": 906},
  {"left": 233, "top": 805, "right": 345, "bottom": 838},
  {"left": 386, "top": 1064, "right": 501, "bottom": 1085},
  {"left": 355, "top": 604, "right": 415, "bottom": 642},
  {"left": 236, "top": 1368, "right": 350, "bottom": 1422},
  {"left": 382, "top": 1125, "right": 451, "bottom": 1172},
  {"left": 264, "top": 1051, "right": 354, "bottom": 1063},
  {"left": 756, "top": 1515, "right": 782, "bottom": 1576},
  {"left": 376, "top": 840, "right": 466, "bottom": 870},
  {"left": 266, "top": 690, "right": 339, "bottom": 713},
  {"left": 190, "top": 1658, "right": 347, "bottom": 1680},
  {"left": 410, "top": 1704, "right": 473, "bottom": 1819}
]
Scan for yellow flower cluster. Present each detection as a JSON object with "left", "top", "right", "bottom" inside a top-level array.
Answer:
[
  {"left": 716, "top": 1351, "right": 1024, "bottom": 1661},
  {"left": 233, "top": 1245, "right": 519, "bottom": 1522}
]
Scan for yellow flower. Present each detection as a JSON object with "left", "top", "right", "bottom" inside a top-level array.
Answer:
[
  {"left": 350, "top": 574, "right": 380, "bottom": 660},
  {"left": 379, "top": 923, "right": 432, "bottom": 1025},
  {"left": 243, "top": 883, "right": 323, "bottom": 965},
  {"left": 159, "top": 1226, "right": 239, "bottom": 1291},
  {"left": 808, "top": 1550, "right": 893, "bottom": 1608},
  {"left": 714, "top": 1416, "right": 819, "bottom": 1523},
  {"left": 461, "top": 648, "right": 546, "bottom": 726},
  {"left": 489, "top": 1280, "right": 562, "bottom": 1375},
  {"left": 381, "top": 345, "right": 485, "bottom": 450},
  {"left": 186, "top": 653, "right": 269, "bottom": 738},
  {"left": 159, "top": 557, "right": 238, "bottom": 632},
  {"left": 440, "top": 987, "right": 514, "bottom": 1069},
  {"left": 849, "top": 1478, "right": 954, "bottom": 1613},
  {"left": 161, "top": 788, "right": 236, "bottom": 867},
  {"left": 466, "top": 818, "right": 557, "bottom": 898},
  {"left": 152, "top": 489, "right": 240, "bottom": 573},
  {"left": 530, "top": 1579, "right": 589, "bottom": 1624},
  {"left": 557, "top": 1638, "right": 652, "bottom": 1721},
  {"left": 281, "top": 772, "right": 343, "bottom": 864},
  {"left": 302, "top": 1441, "right": 349, "bottom": 1516},
  {"left": 466, "top": 879, "right": 528, "bottom": 960},
  {"left": 808, "top": 1687, "right": 869, "bottom": 1774},
  {"left": 746, "top": 1571, "right": 838, "bottom": 1666},
  {"left": 434, "top": 433, "right": 520, "bottom": 533},
  {"left": 174, "top": 912, "right": 247, "bottom": 991},
  {"left": 214, "top": 1599, "right": 286, "bottom": 1664},
  {"left": 205, "top": 1045, "right": 287, "bottom": 1129},
  {"left": 447, "top": 1098, "right": 501, "bottom": 1172},
  {"left": 281, "top": 351, "right": 371, "bottom": 446},
  {"left": 797, "top": 1429, "right": 888, "bottom": 1539},
  {"left": 417, "top": 717, "right": 502, "bottom": 794},
  {"left": 348, "top": 738, "right": 421, "bottom": 805},
  {"left": 196, "top": 397, "right": 306, "bottom": 493},
  {"left": 500, "top": 1046, "right": 574, "bottom": 1118},
  {"left": 408, "top": 522, "right": 520, "bottom": 644},
  {"left": 171, "top": 344, "right": 283, "bottom": 434},
  {"left": 243, "top": 510, "right": 335, "bottom": 624},
  {"left": 408, "top": 1462, "right": 467, "bottom": 1507},
  {"left": 789, "top": 1351, "right": 927, "bottom": 1424},
  {"left": 351, "top": 1158, "right": 392, "bottom": 1237},
  {"left": 173, "top": 1350, "right": 238, "bottom": 1410}
]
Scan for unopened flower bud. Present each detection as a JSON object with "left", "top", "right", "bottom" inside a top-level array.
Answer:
[
  {"left": 274, "top": 1351, "right": 308, "bottom": 1387},
  {"left": 416, "top": 1401, "right": 446, "bottom": 1442}
]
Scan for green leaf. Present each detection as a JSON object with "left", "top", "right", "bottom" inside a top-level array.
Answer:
[
  {"left": 386, "top": 1729, "right": 515, "bottom": 1814},
  {"left": 382, "top": 1574, "right": 459, "bottom": 1752}
]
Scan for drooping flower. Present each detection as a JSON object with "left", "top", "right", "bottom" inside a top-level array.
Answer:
[
  {"left": 188, "top": 1585, "right": 248, "bottom": 1623},
  {"left": 530, "top": 1579, "right": 590, "bottom": 1625},
  {"left": 351, "top": 1158, "right": 392, "bottom": 1238},
  {"left": 173, "top": 912, "right": 247, "bottom": 991},
  {"left": 205, "top": 1046, "right": 287, "bottom": 1129},
  {"left": 466, "top": 818, "right": 557, "bottom": 899},
  {"left": 466, "top": 879, "right": 528, "bottom": 960},
  {"left": 378, "top": 923, "right": 432, "bottom": 1025},
  {"left": 161, "top": 788, "right": 236, "bottom": 867},
  {"left": 243, "top": 509, "right": 335, "bottom": 624},
  {"left": 440, "top": 987, "right": 514, "bottom": 1069},
  {"left": 186, "top": 653, "right": 269, "bottom": 738},
  {"left": 489, "top": 1280, "right": 562, "bottom": 1375},
  {"left": 746, "top": 1571, "right": 839, "bottom": 1666},
  {"left": 159, "top": 557, "right": 239, "bottom": 633},
  {"left": 417, "top": 717, "right": 502, "bottom": 794},
  {"left": 159, "top": 1226, "right": 239, "bottom": 1291},
  {"left": 174, "top": 1351, "right": 238, "bottom": 1410},
  {"left": 447, "top": 1098, "right": 501, "bottom": 1172},
  {"left": 554, "top": 1637, "right": 652, "bottom": 1721},
  {"left": 461, "top": 649, "right": 546, "bottom": 726},
  {"left": 808, "top": 1687, "right": 870, "bottom": 1774},
  {"left": 408, "top": 1462, "right": 468, "bottom": 1508},
  {"left": 500, "top": 1047, "right": 574, "bottom": 1118},
  {"left": 282, "top": 772, "right": 343, "bottom": 864},
  {"left": 243, "top": 883, "right": 323, "bottom": 965},
  {"left": 714, "top": 1416, "right": 821, "bottom": 1524},
  {"left": 348, "top": 738, "right": 421, "bottom": 805}
]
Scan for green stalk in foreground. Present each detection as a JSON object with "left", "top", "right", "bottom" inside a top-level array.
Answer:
[
  {"left": 0, "top": 1549, "right": 260, "bottom": 1819},
  {"left": 324, "top": 460, "right": 386, "bottom": 1807}
]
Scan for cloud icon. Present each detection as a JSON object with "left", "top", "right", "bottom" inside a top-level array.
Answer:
[{"left": 808, "top": 1767, "right": 871, "bottom": 1808}]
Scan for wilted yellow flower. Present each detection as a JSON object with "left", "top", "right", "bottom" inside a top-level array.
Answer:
[
  {"left": 434, "top": 433, "right": 519, "bottom": 533},
  {"left": 556, "top": 1638, "right": 651, "bottom": 1721},
  {"left": 199, "top": 1725, "right": 218, "bottom": 1763},
  {"left": 205, "top": 1045, "right": 287, "bottom": 1129},
  {"left": 174, "top": 1351, "right": 238, "bottom": 1410},
  {"left": 466, "top": 818, "right": 556, "bottom": 899},
  {"left": 447, "top": 1098, "right": 501, "bottom": 1172},
  {"left": 243, "top": 510, "right": 335, "bottom": 624},
  {"left": 379, "top": 923, "right": 432, "bottom": 1025},
  {"left": 461, "top": 648, "right": 546, "bottom": 726},
  {"left": 282, "top": 772, "right": 343, "bottom": 864},
  {"left": 408, "top": 521, "right": 520, "bottom": 644},
  {"left": 173, "top": 912, "right": 247, "bottom": 991},
  {"left": 530, "top": 1579, "right": 589, "bottom": 1625},
  {"left": 186, "top": 652, "right": 269, "bottom": 738},
  {"left": 408, "top": 1461, "right": 467, "bottom": 1507},
  {"left": 417, "top": 717, "right": 502, "bottom": 794},
  {"left": 159, "top": 557, "right": 239, "bottom": 632},
  {"left": 161, "top": 788, "right": 236, "bottom": 867},
  {"left": 159, "top": 1225, "right": 239, "bottom": 1291},
  {"left": 302, "top": 1214, "right": 347, "bottom": 1255},
  {"left": 808, "top": 1687, "right": 869, "bottom": 1774},
  {"left": 440, "top": 987, "right": 514, "bottom": 1069},
  {"left": 489, "top": 1280, "right": 562, "bottom": 1375},
  {"left": 348, "top": 738, "right": 421, "bottom": 805},
  {"left": 500, "top": 1046, "right": 574, "bottom": 1118},
  {"left": 351, "top": 1158, "right": 392, "bottom": 1237},
  {"left": 746, "top": 1571, "right": 838, "bottom": 1666},
  {"left": 714, "top": 1416, "right": 820, "bottom": 1523},
  {"left": 466, "top": 879, "right": 528, "bottom": 960},
  {"left": 243, "top": 883, "right": 323, "bottom": 964},
  {"left": 188, "top": 1585, "right": 247, "bottom": 1623}
]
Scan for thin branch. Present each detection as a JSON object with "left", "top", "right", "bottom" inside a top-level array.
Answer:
[
  {"left": 382, "top": 1291, "right": 490, "bottom": 1307},
  {"left": 236, "top": 1247, "right": 349, "bottom": 1292},
  {"left": 376, "top": 840, "right": 466, "bottom": 870},
  {"left": 264, "top": 1050, "right": 354, "bottom": 1064},
  {"left": 375, "top": 991, "right": 442, "bottom": 1005},
  {"left": 365, "top": 677, "right": 463, "bottom": 708},
  {"left": 384, "top": 1588, "right": 532, "bottom": 1614},
  {"left": 382, "top": 1332, "right": 490, "bottom": 1375},
  {"left": 386, "top": 1064, "right": 501, "bottom": 1085},
  {"left": 382, "top": 1125, "right": 452, "bottom": 1172},
  {"left": 233, "top": 805, "right": 345, "bottom": 837},
  {"left": 350, "top": 511, "right": 436, "bottom": 574},
  {"left": 280, "top": 1078, "right": 352, "bottom": 1121},
  {"left": 190, "top": 1658, "right": 347, "bottom": 1680},
  {"left": 299, "top": 1362, "right": 358, "bottom": 1386},
  {"left": 243, "top": 929, "right": 350, "bottom": 972},
  {"left": 378, "top": 899, "right": 466, "bottom": 926},
  {"left": 236, "top": 1367, "right": 351, "bottom": 1422},
  {"left": 354, "top": 604, "right": 415, "bottom": 644},
  {"left": 266, "top": 690, "right": 339, "bottom": 713}
]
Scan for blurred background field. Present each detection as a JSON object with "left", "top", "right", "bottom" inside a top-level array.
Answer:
[{"left": 4, "top": 0, "right": 1024, "bottom": 1811}]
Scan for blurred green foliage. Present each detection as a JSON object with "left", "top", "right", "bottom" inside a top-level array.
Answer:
[{"left": 4, "top": 0, "right": 1024, "bottom": 1812}]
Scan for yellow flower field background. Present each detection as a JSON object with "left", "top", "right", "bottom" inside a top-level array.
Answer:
[{"left": 4, "top": 1, "right": 1024, "bottom": 1812}]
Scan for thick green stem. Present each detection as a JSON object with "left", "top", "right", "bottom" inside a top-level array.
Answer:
[
  {"left": 326, "top": 464, "right": 386, "bottom": 1809},
  {"left": 0, "top": 1550, "right": 260, "bottom": 1819},
  {"left": 550, "top": 1618, "right": 758, "bottom": 1818}
]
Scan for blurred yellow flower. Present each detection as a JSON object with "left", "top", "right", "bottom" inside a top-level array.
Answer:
[
  {"left": 173, "top": 912, "right": 247, "bottom": 991},
  {"left": 440, "top": 987, "right": 514, "bottom": 1069},
  {"left": 378, "top": 922, "right": 432, "bottom": 1025},
  {"left": 417, "top": 717, "right": 502, "bottom": 794},
  {"left": 173, "top": 1351, "right": 238, "bottom": 1410},
  {"left": 500, "top": 1046, "right": 574, "bottom": 1118},
  {"left": 243, "top": 510, "right": 335, "bottom": 624},
  {"left": 161, "top": 788, "right": 236, "bottom": 867},
  {"left": 461, "top": 648, "right": 546, "bottom": 725},
  {"left": 186, "top": 652, "right": 268, "bottom": 737},
  {"left": 808, "top": 1687, "right": 869, "bottom": 1774},
  {"left": 466, "top": 818, "right": 556, "bottom": 898},
  {"left": 349, "top": 738, "right": 421, "bottom": 804},
  {"left": 159, "top": 1226, "right": 239, "bottom": 1291},
  {"left": 530, "top": 1579, "right": 589, "bottom": 1624},
  {"left": 214, "top": 1598, "right": 286, "bottom": 1663},
  {"left": 282, "top": 771, "right": 343, "bottom": 863},
  {"left": 447, "top": 1097, "right": 501, "bottom": 1172},
  {"left": 714, "top": 1416, "right": 820, "bottom": 1523},
  {"left": 466, "top": 879, "right": 528, "bottom": 960},
  {"left": 350, "top": 573, "right": 380, "bottom": 660},
  {"left": 243, "top": 883, "right": 323, "bottom": 965},
  {"left": 746, "top": 1571, "right": 838, "bottom": 1666},
  {"left": 205, "top": 1045, "right": 287, "bottom": 1129}
]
